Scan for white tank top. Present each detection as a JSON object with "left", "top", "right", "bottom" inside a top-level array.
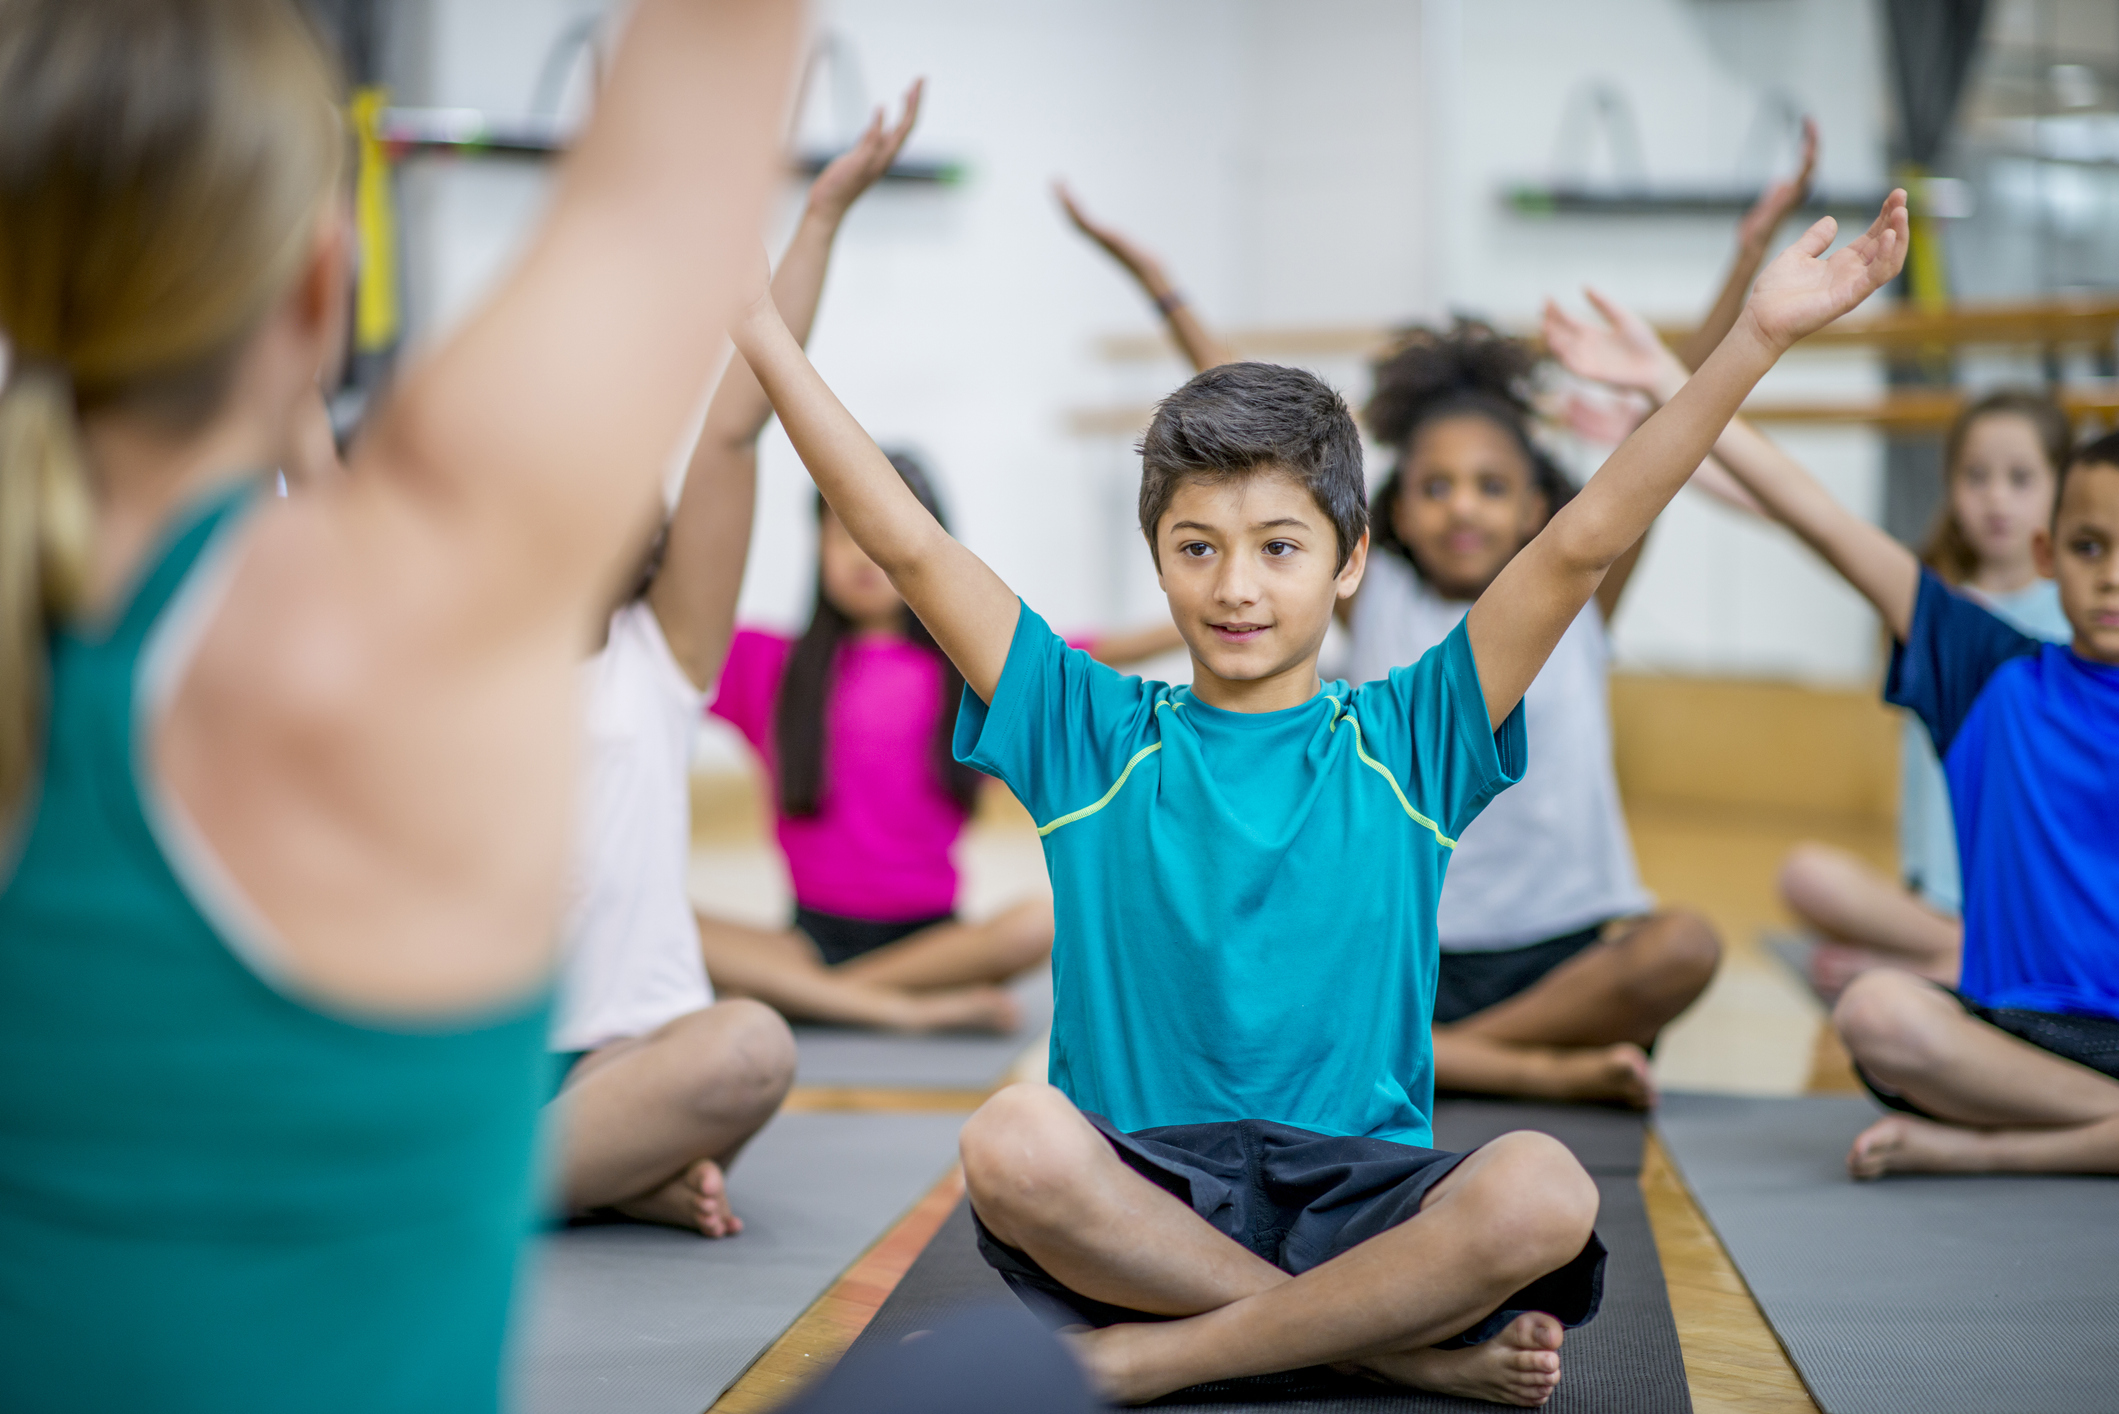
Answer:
[
  {"left": 552, "top": 602, "right": 715, "bottom": 1052},
  {"left": 1348, "top": 551, "right": 1653, "bottom": 951}
]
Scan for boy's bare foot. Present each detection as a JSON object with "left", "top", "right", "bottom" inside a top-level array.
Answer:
[
  {"left": 893, "top": 985, "right": 1020, "bottom": 1035},
  {"left": 614, "top": 1158, "right": 743, "bottom": 1237},
  {"left": 1848, "top": 1114, "right": 1996, "bottom": 1180},
  {"left": 1356, "top": 1311, "right": 1566, "bottom": 1408}
]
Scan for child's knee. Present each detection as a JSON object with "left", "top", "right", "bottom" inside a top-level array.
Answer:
[
  {"left": 960, "top": 1083, "right": 1095, "bottom": 1221},
  {"left": 1777, "top": 842, "right": 1844, "bottom": 917},
  {"left": 1461, "top": 1132, "right": 1599, "bottom": 1270},
  {"left": 1833, "top": 970, "right": 1950, "bottom": 1079},
  {"left": 691, "top": 999, "right": 796, "bottom": 1114},
  {"left": 1634, "top": 910, "right": 1721, "bottom": 998}
]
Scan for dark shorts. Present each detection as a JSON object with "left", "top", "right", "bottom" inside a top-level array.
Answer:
[
  {"left": 793, "top": 907, "right": 955, "bottom": 967},
  {"left": 1433, "top": 923, "right": 1607, "bottom": 1026},
  {"left": 973, "top": 1113, "right": 1606, "bottom": 1350},
  {"left": 1862, "top": 984, "right": 2119, "bottom": 1118}
]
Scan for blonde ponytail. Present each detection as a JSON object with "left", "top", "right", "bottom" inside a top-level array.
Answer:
[
  {"left": 0, "top": 0, "right": 341, "bottom": 815},
  {"left": 0, "top": 367, "right": 93, "bottom": 812}
]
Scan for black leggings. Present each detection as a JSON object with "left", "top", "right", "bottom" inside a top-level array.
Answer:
[{"left": 793, "top": 907, "right": 955, "bottom": 968}]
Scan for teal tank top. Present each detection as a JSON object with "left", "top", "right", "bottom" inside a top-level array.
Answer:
[{"left": 0, "top": 482, "right": 552, "bottom": 1412}]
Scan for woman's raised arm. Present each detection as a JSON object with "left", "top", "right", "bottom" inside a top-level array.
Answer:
[{"left": 354, "top": 0, "right": 803, "bottom": 638}]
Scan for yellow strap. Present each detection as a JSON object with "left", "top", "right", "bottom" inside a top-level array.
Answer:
[{"left": 350, "top": 87, "right": 400, "bottom": 354}]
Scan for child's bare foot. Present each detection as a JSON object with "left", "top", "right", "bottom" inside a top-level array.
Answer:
[
  {"left": 1809, "top": 943, "right": 1884, "bottom": 1003},
  {"left": 614, "top": 1158, "right": 743, "bottom": 1237},
  {"left": 893, "top": 986, "right": 1020, "bottom": 1035},
  {"left": 1358, "top": 1311, "right": 1566, "bottom": 1407},
  {"left": 1847, "top": 1114, "right": 1996, "bottom": 1180},
  {"left": 1518, "top": 1043, "right": 1656, "bottom": 1108}
]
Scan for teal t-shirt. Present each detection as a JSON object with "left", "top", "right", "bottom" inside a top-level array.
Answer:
[{"left": 955, "top": 603, "right": 1524, "bottom": 1147}]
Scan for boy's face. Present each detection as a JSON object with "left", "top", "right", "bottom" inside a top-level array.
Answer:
[
  {"left": 1154, "top": 467, "right": 1366, "bottom": 705},
  {"left": 1394, "top": 414, "right": 1546, "bottom": 600},
  {"left": 2036, "top": 462, "right": 2119, "bottom": 664}
]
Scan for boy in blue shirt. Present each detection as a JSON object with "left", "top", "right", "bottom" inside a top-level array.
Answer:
[
  {"left": 1553, "top": 298, "right": 2119, "bottom": 1184},
  {"left": 731, "top": 198, "right": 1908, "bottom": 1404}
]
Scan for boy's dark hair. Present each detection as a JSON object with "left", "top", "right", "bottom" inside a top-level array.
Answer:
[
  {"left": 1923, "top": 390, "right": 2073, "bottom": 584},
  {"left": 1136, "top": 362, "right": 1366, "bottom": 571},
  {"left": 1362, "top": 320, "right": 1576, "bottom": 573},
  {"left": 2059, "top": 428, "right": 2119, "bottom": 521},
  {"left": 776, "top": 449, "right": 982, "bottom": 819}
]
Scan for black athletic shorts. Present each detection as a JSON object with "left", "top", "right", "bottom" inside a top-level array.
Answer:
[
  {"left": 1861, "top": 984, "right": 2119, "bottom": 1118},
  {"left": 1432, "top": 923, "right": 1608, "bottom": 1026},
  {"left": 793, "top": 907, "right": 955, "bottom": 967},
  {"left": 973, "top": 1112, "right": 1606, "bottom": 1349}
]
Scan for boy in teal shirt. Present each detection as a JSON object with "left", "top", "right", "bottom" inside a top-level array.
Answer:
[{"left": 732, "top": 195, "right": 1908, "bottom": 1406}]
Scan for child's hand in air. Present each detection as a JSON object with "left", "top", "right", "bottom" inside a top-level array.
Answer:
[
  {"left": 806, "top": 79, "right": 923, "bottom": 224},
  {"left": 1735, "top": 115, "right": 1818, "bottom": 253},
  {"left": 1542, "top": 289, "right": 1686, "bottom": 401},
  {"left": 1739, "top": 190, "right": 1908, "bottom": 353},
  {"left": 1055, "top": 181, "right": 1166, "bottom": 283}
]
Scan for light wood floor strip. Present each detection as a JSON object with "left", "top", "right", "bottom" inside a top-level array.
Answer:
[
  {"left": 1641, "top": 1133, "right": 1819, "bottom": 1414},
  {"left": 708, "top": 1166, "right": 967, "bottom": 1414},
  {"left": 780, "top": 1085, "right": 989, "bottom": 1113}
]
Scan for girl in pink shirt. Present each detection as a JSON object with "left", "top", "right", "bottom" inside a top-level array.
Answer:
[{"left": 703, "top": 454, "right": 1052, "bottom": 1032}]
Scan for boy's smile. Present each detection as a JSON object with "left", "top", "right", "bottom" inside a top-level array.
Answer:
[{"left": 1154, "top": 468, "right": 1366, "bottom": 712}]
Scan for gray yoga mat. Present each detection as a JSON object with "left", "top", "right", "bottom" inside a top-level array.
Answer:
[
  {"left": 514, "top": 1109, "right": 965, "bottom": 1414},
  {"left": 1658, "top": 1092, "right": 2119, "bottom": 1414},
  {"left": 792, "top": 967, "right": 1052, "bottom": 1089},
  {"left": 1430, "top": 1099, "right": 1645, "bottom": 1176},
  {"left": 842, "top": 1114, "right": 1685, "bottom": 1411}
]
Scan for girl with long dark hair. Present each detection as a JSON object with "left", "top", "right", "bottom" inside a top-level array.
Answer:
[{"left": 700, "top": 452, "right": 1055, "bottom": 1032}]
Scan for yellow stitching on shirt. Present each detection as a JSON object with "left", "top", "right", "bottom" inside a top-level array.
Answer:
[
  {"left": 1034, "top": 699, "right": 1182, "bottom": 837},
  {"left": 1341, "top": 714, "right": 1456, "bottom": 849}
]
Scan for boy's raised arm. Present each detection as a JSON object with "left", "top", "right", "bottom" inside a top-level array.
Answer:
[
  {"left": 729, "top": 289, "right": 1021, "bottom": 701},
  {"left": 652, "top": 82, "right": 924, "bottom": 688},
  {"left": 1546, "top": 287, "right": 1919, "bottom": 640},
  {"left": 1465, "top": 192, "right": 1907, "bottom": 728}
]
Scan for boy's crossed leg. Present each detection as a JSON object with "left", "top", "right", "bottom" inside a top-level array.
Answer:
[
  {"left": 555, "top": 998, "right": 796, "bottom": 1236},
  {"left": 1433, "top": 911, "right": 1721, "bottom": 1108},
  {"left": 1834, "top": 970, "right": 2119, "bottom": 1178},
  {"left": 961, "top": 1084, "right": 1601, "bottom": 1407}
]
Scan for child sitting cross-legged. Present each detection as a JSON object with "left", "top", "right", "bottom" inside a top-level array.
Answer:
[
  {"left": 730, "top": 197, "right": 1907, "bottom": 1403},
  {"left": 1545, "top": 292, "right": 2119, "bottom": 1181}
]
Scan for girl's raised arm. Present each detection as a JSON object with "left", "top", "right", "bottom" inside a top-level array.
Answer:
[
  {"left": 1056, "top": 183, "right": 1233, "bottom": 374},
  {"left": 355, "top": 0, "right": 802, "bottom": 637}
]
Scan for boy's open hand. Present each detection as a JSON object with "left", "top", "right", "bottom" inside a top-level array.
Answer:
[
  {"left": 806, "top": 79, "right": 923, "bottom": 223},
  {"left": 1542, "top": 289, "right": 1685, "bottom": 399},
  {"left": 1736, "top": 115, "right": 1819, "bottom": 252},
  {"left": 1740, "top": 190, "right": 1907, "bottom": 352}
]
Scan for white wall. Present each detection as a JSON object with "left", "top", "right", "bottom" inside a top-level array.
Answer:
[{"left": 398, "top": 0, "right": 1902, "bottom": 728}]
